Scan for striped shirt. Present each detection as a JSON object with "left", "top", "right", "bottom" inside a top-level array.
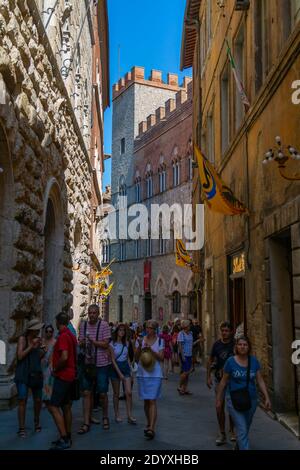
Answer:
[{"left": 78, "top": 319, "right": 111, "bottom": 367}]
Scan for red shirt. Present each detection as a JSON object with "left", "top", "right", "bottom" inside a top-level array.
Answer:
[{"left": 53, "top": 326, "right": 77, "bottom": 382}]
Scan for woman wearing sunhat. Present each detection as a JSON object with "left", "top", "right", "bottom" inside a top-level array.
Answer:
[
  {"left": 14, "top": 318, "right": 45, "bottom": 437},
  {"left": 135, "top": 320, "right": 164, "bottom": 440}
]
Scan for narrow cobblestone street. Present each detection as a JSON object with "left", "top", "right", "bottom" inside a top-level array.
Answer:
[{"left": 1, "top": 367, "right": 300, "bottom": 451}]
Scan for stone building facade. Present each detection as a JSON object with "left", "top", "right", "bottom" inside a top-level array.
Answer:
[
  {"left": 0, "top": 0, "right": 109, "bottom": 408},
  {"left": 108, "top": 67, "right": 194, "bottom": 323},
  {"left": 181, "top": 0, "right": 300, "bottom": 434}
]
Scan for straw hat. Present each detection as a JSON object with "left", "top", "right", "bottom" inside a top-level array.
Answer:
[
  {"left": 140, "top": 349, "right": 156, "bottom": 372},
  {"left": 26, "top": 318, "right": 44, "bottom": 331}
]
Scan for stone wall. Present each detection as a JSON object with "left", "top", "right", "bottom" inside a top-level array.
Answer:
[{"left": 0, "top": 0, "right": 93, "bottom": 408}]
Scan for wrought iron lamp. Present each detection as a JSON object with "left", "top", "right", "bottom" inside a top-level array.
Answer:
[{"left": 262, "top": 136, "right": 300, "bottom": 181}]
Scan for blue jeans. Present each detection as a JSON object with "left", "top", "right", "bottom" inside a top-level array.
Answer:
[{"left": 226, "top": 396, "right": 257, "bottom": 450}]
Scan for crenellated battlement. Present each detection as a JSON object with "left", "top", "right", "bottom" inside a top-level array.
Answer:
[
  {"left": 112, "top": 66, "right": 192, "bottom": 100},
  {"left": 137, "top": 79, "right": 192, "bottom": 137}
]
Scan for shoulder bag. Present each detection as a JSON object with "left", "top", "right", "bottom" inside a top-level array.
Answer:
[
  {"left": 230, "top": 356, "right": 252, "bottom": 412},
  {"left": 84, "top": 320, "right": 101, "bottom": 381}
]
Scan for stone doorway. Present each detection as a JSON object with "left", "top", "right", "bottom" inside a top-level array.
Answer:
[
  {"left": 0, "top": 122, "right": 16, "bottom": 408},
  {"left": 43, "top": 183, "right": 64, "bottom": 325},
  {"left": 269, "top": 230, "right": 297, "bottom": 414}
]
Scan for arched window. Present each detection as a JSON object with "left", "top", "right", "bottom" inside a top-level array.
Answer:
[
  {"left": 158, "top": 164, "right": 167, "bottom": 192},
  {"left": 102, "top": 240, "right": 110, "bottom": 264},
  {"left": 159, "top": 223, "right": 166, "bottom": 254},
  {"left": 172, "top": 159, "right": 180, "bottom": 187},
  {"left": 188, "top": 291, "right": 197, "bottom": 318},
  {"left": 172, "top": 291, "right": 181, "bottom": 314},
  {"left": 145, "top": 172, "right": 153, "bottom": 198},
  {"left": 119, "top": 175, "right": 127, "bottom": 197},
  {"left": 135, "top": 177, "right": 141, "bottom": 202}
]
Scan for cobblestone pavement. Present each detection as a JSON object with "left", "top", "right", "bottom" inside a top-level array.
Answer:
[{"left": 0, "top": 366, "right": 300, "bottom": 450}]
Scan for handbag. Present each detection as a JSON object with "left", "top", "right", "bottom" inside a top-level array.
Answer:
[
  {"left": 230, "top": 356, "right": 251, "bottom": 412},
  {"left": 83, "top": 320, "right": 101, "bottom": 381}
]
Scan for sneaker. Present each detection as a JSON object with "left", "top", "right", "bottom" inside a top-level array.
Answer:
[
  {"left": 215, "top": 433, "right": 227, "bottom": 446},
  {"left": 49, "top": 438, "right": 71, "bottom": 450},
  {"left": 229, "top": 431, "right": 236, "bottom": 442}
]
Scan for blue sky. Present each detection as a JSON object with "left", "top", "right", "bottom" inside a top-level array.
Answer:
[{"left": 103, "top": 0, "right": 192, "bottom": 187}]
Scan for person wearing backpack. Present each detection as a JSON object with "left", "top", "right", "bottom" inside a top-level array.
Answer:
[
  {"left": 77, "top": 304, "right": 111, "bottom": 433},
  {"left": 216, "top": 336, "right": 271, "bottom": 450},
  {"left": 14, "top": 318, "right": 44, "bottom": 438},
  {"left": 109, "top": 323, "right": 136, "bottom": 424}
]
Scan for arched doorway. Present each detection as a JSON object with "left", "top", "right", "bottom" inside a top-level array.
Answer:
[
  {"left": 0, "top": 123, "right": 14, "bottom": 317},
  {"left": 0, "top": 121, "right": 16, "bottom": 407},
  {"left": 43, "top": 181, "right": 64, "bottom": 324}
]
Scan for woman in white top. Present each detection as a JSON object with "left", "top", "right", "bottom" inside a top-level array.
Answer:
[
  {"left": 109, "top": 324, "right": 136, "bottom": 424},
  {"left": 135, "top": 320, "right": 164, "bottom": 440}
]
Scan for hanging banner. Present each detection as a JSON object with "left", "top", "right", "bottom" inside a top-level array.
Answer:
[{"left": 195, "top": 145, "right": 248, "bottom": 215}]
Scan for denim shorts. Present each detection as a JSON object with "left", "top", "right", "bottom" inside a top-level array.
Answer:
[
  {"left": 16, "top": 382, "right": 42, "bottom": 401},
  {"left": 80, "top": 365, "right": 110, "bottom": 394},
  {"left": 109, "top": 361, "right": 131, "bottom": 381},
  {"left": 49, "top": 377, "right": 72, "bottom": 407},
  {"left": 180, "top": 356, "right": 192, "bottom": 373}
]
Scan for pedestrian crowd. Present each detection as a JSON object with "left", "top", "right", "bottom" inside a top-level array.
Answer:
[{"left": 13, "top": 306, "right": 270, "bottom": 451}]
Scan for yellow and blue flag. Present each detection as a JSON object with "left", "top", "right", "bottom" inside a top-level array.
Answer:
[{"left": 195, "top": 145, "right": 248, "bottom": 215}]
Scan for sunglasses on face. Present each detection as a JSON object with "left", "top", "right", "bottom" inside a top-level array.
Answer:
[{"left": 46, "top": 330, "right": 53, "bottom": 334}]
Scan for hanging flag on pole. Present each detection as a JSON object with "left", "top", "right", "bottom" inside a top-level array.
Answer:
[
  {"left": 95, "top": 258, "right": 115, "bottom": 279},
  {"left": 175, "top": 239, "right": 200, "bottom": 274},
  {"left": 195, "top": 145, "right": 248, "bottom": 215},
  {"left": 175, "top": 239, "right": 193, "bottom": 268},
  {"left": 226, "top": 39, "right": 250, "bottom": 111}
]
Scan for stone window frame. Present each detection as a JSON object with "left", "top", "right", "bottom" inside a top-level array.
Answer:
[
  {"left": 135, "top": 177, "right": 141, "bottom": 203},
  {"left": 158, "top": 163, "right": 167, "bottom": 192},
  {"left": 172, "top": 290, "right": 181, "bottom": 314},
  {"left": 145, "top": 170, "right": 153, "bottom": 199},
  {"left": 172, "top": 158, "right": 181, "bottom": 187}
]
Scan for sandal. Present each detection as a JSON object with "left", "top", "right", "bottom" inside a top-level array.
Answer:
[
  {"left": 34, "top": 422, "right": 42, "bottom": 433},
  {"left": 17, "top": 428, "right": 26, "bottom": 438},
  {"left": 128, "top": 417, "right": 137, "bottom": 425},
  {"left": 184, "top": 390, "right": 193, "bottom": 395},
  {"left": 177, "top": 388, "right": 185, "bottom": 395},
  {"left": 103, "top": 417, "right": 110, "bottom": 430},
  {"left": 91, "top": 417, "right": 100, "bottom": 425},
  {"left": 77, "top": 423, "right": 90, "bottom": 434},
  {"left": 145, "top": 429, "right": 155, "bottom": 440},
  {"left": 144, "top": 425, "right": 150, "bottom": 435}
]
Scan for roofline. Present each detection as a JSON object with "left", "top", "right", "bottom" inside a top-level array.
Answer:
[
  {"left": 180, "top": 0, "right": 201, "bottom": 71},
  {"left": 98, "top": 0, "right": 110, "bottom": 109}
]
